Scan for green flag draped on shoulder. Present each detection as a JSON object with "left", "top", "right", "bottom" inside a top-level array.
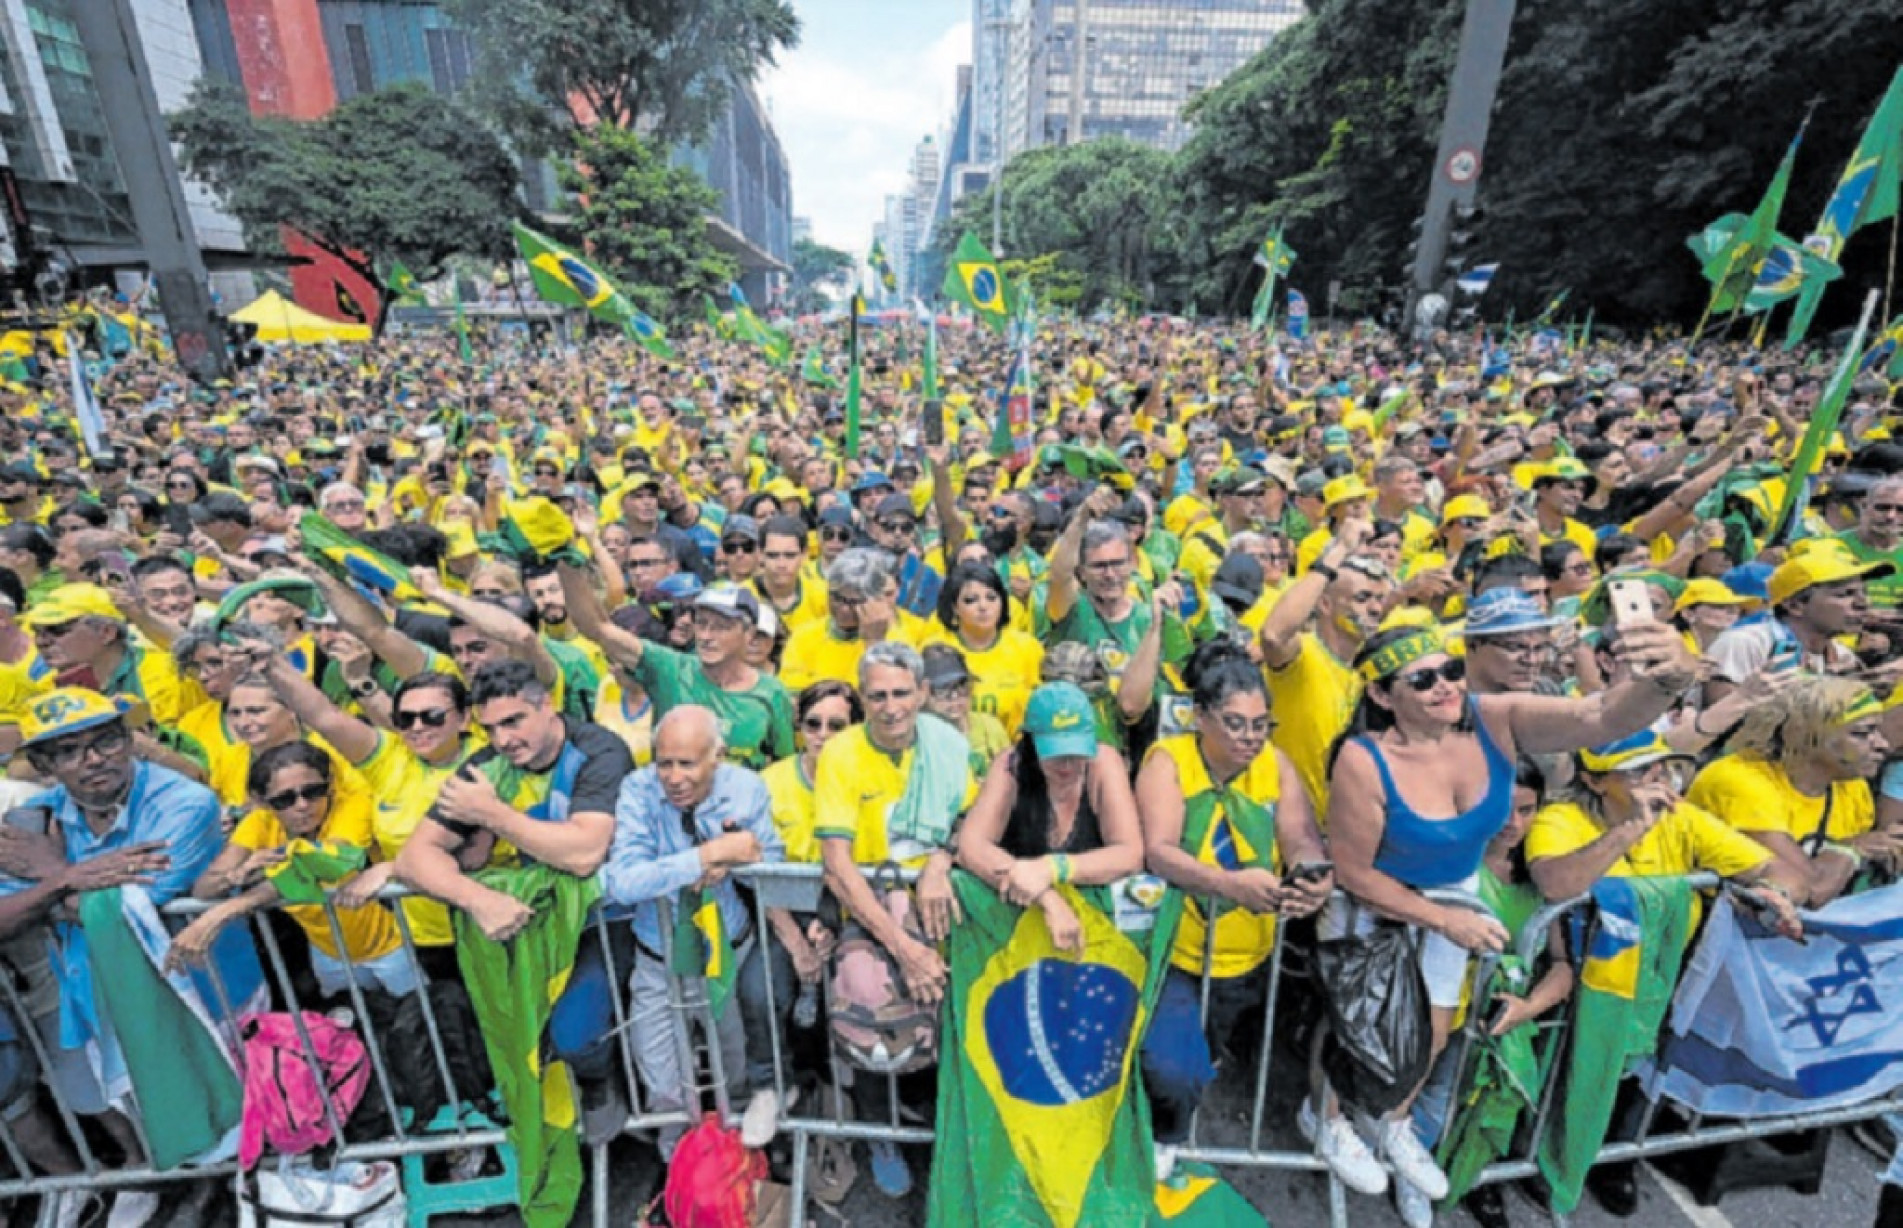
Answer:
[
  {"left": 926, "top": 874, "right": 1167, "bottom": 1228},
  {"left": 943, "top": 231, "right": 1021, "bottom": 333},
  {"left": 1788, "top": 67, "right": 1903, "bottom": 346}
]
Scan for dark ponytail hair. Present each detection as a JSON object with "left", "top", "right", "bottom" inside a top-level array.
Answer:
[{"left": 1184, "top": 640, "right": 1266, "bottom": 714}]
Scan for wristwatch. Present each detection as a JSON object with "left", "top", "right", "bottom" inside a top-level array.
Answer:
[{"left": 349, "top": 677, "right": 379, "bottom": 700}]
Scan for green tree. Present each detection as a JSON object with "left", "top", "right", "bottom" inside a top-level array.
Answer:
[
  {"left": 560, "top": 125, "right": 738, "bottom": 320},
  {"left": 789, "top": 238, "right": 854, "bottom": 314},
  {"left": 170, "top": 80, "right": 519, "bottom": 331},
  {"left": 447, "top": 0, "right": 799, "bottom": 148},
  {"left": 937, "top": 139, "right": 1175, "bottom": 312}
]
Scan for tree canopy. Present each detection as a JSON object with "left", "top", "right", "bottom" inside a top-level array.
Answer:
[
  {"left": 446, "top": 0, "right": 799, "bottom": 148},
  {"left": 789, "top": 238, "right": 854, "bottom": 314},
  {"left": 169, "top": 80, "right": 519, "bottom": 325},
  {"left": 559, "top": 126, "right": 738, "bottom": 321}
]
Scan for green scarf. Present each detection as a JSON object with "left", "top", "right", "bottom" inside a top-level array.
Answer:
[
  {"left": 885, "top": 713, "right": 971, "bottom": 853},
  {"left": 455, "top": 864, "right": 600, "bottom": 1228}
]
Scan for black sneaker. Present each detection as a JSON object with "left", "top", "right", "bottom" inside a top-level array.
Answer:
[
  {"left": 1586, "top": 1162, "right": 1639, "bottom": 1218},
  {"left": 1464, "top": 1183, "right": 1510, "bottom": 1228}
]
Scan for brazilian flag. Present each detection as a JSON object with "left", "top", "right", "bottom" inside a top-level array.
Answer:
[
  {"left": 728, "top": 283, "right": 792, "bottom": 366},
  {"left": 1150, "top": 1162, "right": 1266, "bottom": 1225},
  {"left": 942, "top": 231, "right": 1020, "bottom": 333},
  {"left": 513, "top": 222, "right": 627, "bottom": 323},
  {"left": 926, "top": 874, "right": 1167, "bottom": 1228},
  {"left": 299, "top": 512, "right": 423, "bottom": 603},
  {"left": 622, "top": 308, "right": 676, "bottom": 362},
  {"left": 490, "top": 498, "right": 586, "bottom": 569},
  {"left": 669, "top": 884, "right": 737, "bottom": 1019}
]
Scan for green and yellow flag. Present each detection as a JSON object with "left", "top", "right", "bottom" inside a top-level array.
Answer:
[
  {"left": 728, "top": 283, "right": 792, "bottom": 365},
  {"left": 1695, "top": 127, "right": 1802, "bottom": 318},
  {"left": 385, "top": 261, "right": 423, "bottom": 305},
  {"left": 670, "top": 885, "right": 737, "bottom": 1019},
  {"left": 870, "top": 237, "right": 898, "bottom": 294},
  {"left": 926, "top": 875, "right": 1164, "bottom": 1228},
  {"left": 622, "top": 309, "right": 675, "bottom": 362},
  {"left": 299, "top": 512, "right": 423, "bottom": 603},
  {"left": 801, "top": 345, "right": 841, "bottom": 391},
  {"left": 512, "top": 222, "right": 631, "bottom": 325},
  {"left": 1788, "top": 67, "right": 1903, "bottom": 345},
  {"left": 942, "top": 231, "right": 1020, "bottom": 333}
]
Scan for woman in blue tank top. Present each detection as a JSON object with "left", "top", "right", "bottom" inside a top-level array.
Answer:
[{"left": 1310, "top": 621, "right": 1699, "bottom": 1211}]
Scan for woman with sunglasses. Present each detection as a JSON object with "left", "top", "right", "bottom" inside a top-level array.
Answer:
[
  {"left": 249, "top": 650, "right": 479, "bottom": 969},
  {"left": 922, "top": 562, "right": 1045, "bottom": 739},
  {"left": 1133, "top": 641, "right": 1330, "bottom": 1181},
  {"left": 1317, "top": 618, "right": 1698, "bottom": 1205},
  {"left": 169, "top": 742, "right": 415, "bottom": 999}
]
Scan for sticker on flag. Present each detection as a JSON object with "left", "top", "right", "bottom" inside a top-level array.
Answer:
[{"left": 1640, "top": 884, "right": 1903, "bottom": 1118}]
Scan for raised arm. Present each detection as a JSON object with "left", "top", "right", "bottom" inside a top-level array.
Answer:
[
  {"left": 257, "top": 650, "right": 380, "bottom": 764},
  {"left": 557, "top": 560, "right": 645, "bottom": 676},
  {"left": 1260, "top": 519, "right": 1368, "bottom": 668},
  {"left": 1489, "top": 622, "right": 1699, "bottom": 757},
  {"left": 412, "top": 568, "right": 559, "bottom": 689},
  {"left": 294, "top": 556, "right": 430, "bottom": 679},
  {"left": 1046, "top": 486, "right": 1123, "bottom": 625}
]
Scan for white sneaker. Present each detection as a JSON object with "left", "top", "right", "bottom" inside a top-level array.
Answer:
[
  {"left": 106, "top": 1190, "right": 161, "bottom": 1228},
  {"left": 1155, "top": 1142, "right": 1179, "bottom": 1183},
  {"left": 741, "top": 1088, "right": 782, "bottom": 1148},
  {"left": 1298, "top": 1096, "right": 1389, "bottom": 1196},
  {"left": 49, "top": 1190, "right": 97, "bottom": 1228},
  {"left": 1395, "top": 1175, "right": 1435, "bottom": 1228},
  {"left": 1377, "top": 1118, "right": 1449, "bottom": 1202}
]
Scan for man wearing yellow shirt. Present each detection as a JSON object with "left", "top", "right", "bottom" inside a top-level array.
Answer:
[
  {"left": 1177, "top": 466, "right": 1266, "bottom": 601},
  {"left": 1369, "top": 455, "right": 1438, "bottom": 563},
  {"left": 751, "top": 516, "right": 829, "bottom": 636},
  {"left": 1526, "top": 733, "right": 1801, "bottom": 926},
  {"left": 1260, "top": 519, "right": 1385, "bottom": 814},
  {"left": 1527, "top": 458, "right": 1599, "bottom": 563},
  {"left": 780, "top": 549, "right": 925, "bottom": 692},
  {"left": 1687, "top": 677, "right": 1899, "bottom": 907},
  {"left": 813, "top": 641, "right": 975, "bottom": 1198}
]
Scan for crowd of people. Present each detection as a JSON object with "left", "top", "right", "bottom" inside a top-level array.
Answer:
[{"left": 0, "top": 305, "right": 1898, "bottom": 1228}]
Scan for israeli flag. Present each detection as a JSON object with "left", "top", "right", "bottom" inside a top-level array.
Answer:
[
  {"left": 1286, "top": 289, "right": 1310, "bottom": 340},
  {"left": 1640, "top": 885, "right": 1903, "bottom": 1118},
  {"left": 1457, "top": 263, "right": 1500, "bottom": 295}
]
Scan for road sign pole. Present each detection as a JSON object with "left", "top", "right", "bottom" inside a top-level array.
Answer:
[{"left": 1407, "top": 0, "right": 1516, "bottom": 329}]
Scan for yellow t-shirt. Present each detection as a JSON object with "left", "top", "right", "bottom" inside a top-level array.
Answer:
[
  {"left": 752, "top": 574, "right": 830, "bottom": 639},
  {"left": 1266, "top": 632, "right": 1360, "bottom": 818},
  {"left": 229, "top": 807, "right": 401, "bottom": 963},
  {"left": 780, "top": 614, "right": 928, "bottom": 694},
  {"left": 812, "top": 726, "right": 977, "bottom": 869},
  {"left": 1527, "top": 800, "right": 1770, "bottom": 881},
  {"left": 353, "top": 732, "right": 480, "bottom": 947},
  {"left": 0, "top": 646, "right": 52, "bottom": 726},
  {"left": 208, "top": 732, "right": 361, "bottom": 812},
  {"left": 918, "top": 627, "right": 1046, "bottom": 740},
  {"left": 759, "top": 754, "right": 820, "bottom": 865},
  {"left": 1686, "top": 754, "right": 1875, "bottom": 846},
  {"left": 1539, "top": 518, "right": 1599, "bottom": 565},
  {"left": 1148, "top": 734, "right": 1281, "bottom": 978},
  {"left": 592, "top": 676, "right": 654, "bottom": 767}
]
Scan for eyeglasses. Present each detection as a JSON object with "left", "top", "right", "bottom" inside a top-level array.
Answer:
[
  {"left": 323, "top": 499, "right": 366, "bottom": 514},
  {"left": 264, "top": 781, "right": 330, "bottom": 810},
  {"left": 1476, "top": 637, "right": 1546, "bottom": 659},
  {"left": 802, "top": 716, "right": 850, "bottom": 733},
  {"left": 1447, "top": 517, "right": 1483, "bottom": 530},
  {"left": 393, "top": 707, "right": 453, "bottom": 731},
  {"left": 721, "top": 539, "right": 758, "bottom": 554},
  {"left": 628, "top": 556, "right": 668, "bottom": 569},
  {"left": 33, "top": 621, "right": 81, "bottom": 640},
  {"left": 1082, "top": 557, "right": 1130, "bottom": 573},
  {"left": 863, "top": 688, "right": 915, "bottom": 705},
  {"left": 39, "top": 724, "right": 129, "bottom": 770},
  {"left": 876, "top": 520, "right": 916, "bottom": 535},
  {"left": 821, "top": 527, "right": 853, "bottom": 542},
  {"left": 165, "top": 478, "right": 195, "bottom": 489},
  {"left": 1216, "top": 712, "right": 1272, "bottom": 737},
  {"left": 1394, "top": 658, "right": 1467, "bottom": 692}
]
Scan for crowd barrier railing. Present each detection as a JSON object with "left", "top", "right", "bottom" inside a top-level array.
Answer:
[{"left": 1, "top": 867, "right": 1900, "bottom": 1227}]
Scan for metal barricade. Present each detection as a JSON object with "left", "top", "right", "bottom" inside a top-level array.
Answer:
[{"left": 7, "top": 866, "right": 1903, "bottom": 1226}]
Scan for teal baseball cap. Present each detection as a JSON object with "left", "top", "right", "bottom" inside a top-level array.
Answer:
[{"left": 1023, "top": 683, "right": 1096, "bottom": 761}]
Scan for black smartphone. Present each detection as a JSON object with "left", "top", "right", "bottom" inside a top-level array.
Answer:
[
  {"left": 1287, "top": 860, "right": 1334, "bottom": 884},
  {"left": 923, "top": 398, "right": 945, "bottom": 448}
]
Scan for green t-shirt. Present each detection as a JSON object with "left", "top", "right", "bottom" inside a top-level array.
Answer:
[
  {"left": 1046, "top": 595, "right": 1193, "bottom": 701},
  {"left": 1836, "top": 530, "right": 1903, "bottom": 612},
  {"left": 544, "top": 637, "right": 602, "bottom": 725},
  {"left": 633, "top": 642, "right": 796, "bottom": 770}
]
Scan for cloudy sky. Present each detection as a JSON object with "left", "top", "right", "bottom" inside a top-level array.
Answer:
[{"left": 760, "top": 0, "right": 970, "bottom": 257}]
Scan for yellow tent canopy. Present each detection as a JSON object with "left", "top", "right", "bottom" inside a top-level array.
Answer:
[{"left": 231, "top": 290, "right": 370, "bottom": 344}]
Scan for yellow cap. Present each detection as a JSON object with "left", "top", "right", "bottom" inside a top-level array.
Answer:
[
  {"left": 1673, "top": 577, "right": 1758, "bottom": 615},
  {"left": 19, "top": 584, "right": 123, "bottom": 628},
  {"left": 1767, "top": 541, "right": 1894, "bottom": 607},
  {"left": 1323, "top": 475, "right": 1373, "bottom": 509},
  {"left": 1441, "top": 494, "right": 1492, "bottom": 525},
  {"left": 20, "top": 688, "right": 125, "bottom": 749}
]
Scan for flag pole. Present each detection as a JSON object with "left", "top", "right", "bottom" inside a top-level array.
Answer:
[{"left": 1887, "top": 211, "right": 1899, "bottom": 327}]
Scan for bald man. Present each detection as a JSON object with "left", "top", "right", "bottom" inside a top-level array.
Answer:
[{"left": 599, "top": 705, "right": 801, "bottom": 1154}]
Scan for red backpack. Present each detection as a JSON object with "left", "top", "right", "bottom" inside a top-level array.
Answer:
[{"left": 661, "top": 1113, "right": 766, "bottom": 1228}]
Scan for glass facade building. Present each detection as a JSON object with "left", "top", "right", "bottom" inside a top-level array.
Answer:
[{"left": 1011, "top": 0, "right": 1303, "bottom": 154}]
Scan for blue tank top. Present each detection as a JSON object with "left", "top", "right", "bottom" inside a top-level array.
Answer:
[{"left": 1358, "top": 700, "right": 1514, "bottom": 889}]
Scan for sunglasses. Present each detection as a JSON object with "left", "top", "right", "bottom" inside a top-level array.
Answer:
[
  {"left": 1394, "top": 658, "right": 1467, "bottom": 693},
  {"left": 721, "top": 539, "right": 757, "bottom": 554},
  {"left": 821, "top": 527, "right": 853, "bottom": 542},
  {"left": 877, "top": 519, "right": 916, "bottom": 534},
  {"left": 802, "top": 716, "right": 850, "bottom": 733},
  {"left": 34, "top": 621, "right": 81, "bottom": 640},
  {"left": 393, "top": 706, "right": 453, "bottom": 731},
  {"left": 534, "top": 467, "right": 561, "bottom": 477},
  {"left": 264, "top": 781, "right": 330, "bottom": 810}
]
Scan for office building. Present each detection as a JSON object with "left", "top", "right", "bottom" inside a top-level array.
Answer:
[{"left": 1004, "top": 0, "right": 1302, "bottom": 155}]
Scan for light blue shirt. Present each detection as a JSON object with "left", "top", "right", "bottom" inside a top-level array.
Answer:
[{"left": 599, "top": 763, "right": 784, "bottom": 955}]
